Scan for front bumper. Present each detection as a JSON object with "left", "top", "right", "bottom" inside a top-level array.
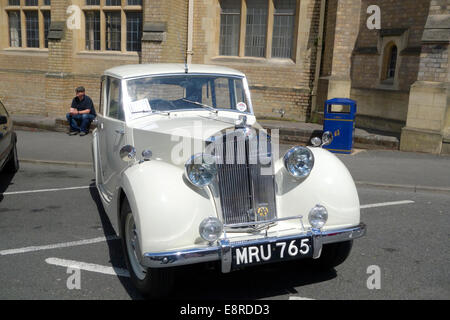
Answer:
[{"left": 141, "top": 223, "right": 366, "bottom": 273}]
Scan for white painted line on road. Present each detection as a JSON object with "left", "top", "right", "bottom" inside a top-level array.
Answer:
[
  {"left": 45, "top": 257, "right": 130, "bottom": 278},
  {"left": 1, "top": 185, "right": 94, "bottom": 196},
  {"left": 289, "top": 296, "right": 315, "bottom": 300},
  {"left": 360, "top": 200, "right": 415, "bottom": 209},
  {"left": 0, "top": 235, "right": 119, "bottom": 256}
]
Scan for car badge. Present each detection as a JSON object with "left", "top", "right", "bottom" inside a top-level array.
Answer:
[{"left": 257, "top": 206, "right": 269, "bottom": 217}]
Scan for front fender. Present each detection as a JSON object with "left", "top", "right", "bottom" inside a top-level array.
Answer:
[
  {"left": 121, "top": 160, "right": 216, "bottom": 254},
  {"left": 275, "top": 147, "right": 360, "bottom": 230}
]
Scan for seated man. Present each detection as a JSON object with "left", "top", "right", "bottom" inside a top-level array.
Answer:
[{"left": 67, "top": 86, "right": 96, "bottom": 136}]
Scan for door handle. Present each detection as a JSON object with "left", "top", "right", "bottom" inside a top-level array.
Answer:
[{"left": 115, "top": 129, "right": 125, "bottom": 135}]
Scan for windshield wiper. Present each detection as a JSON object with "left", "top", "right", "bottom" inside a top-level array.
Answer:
[
  {"left": 131, "top": 110, "right": 170, "bottom": 117},
  {"left": 151, "top": 110, "right": 171, "bottom": 116},
  {"left": 181, "top": 99, "right": 218, "bottom": 114}
]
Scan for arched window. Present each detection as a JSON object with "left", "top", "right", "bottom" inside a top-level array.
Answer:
[
  {"left": 382, "top": 42, "right": 398, "bottom": 82},
  {"left": 387, "top": 45, "right": 397, "bottom": 79}
]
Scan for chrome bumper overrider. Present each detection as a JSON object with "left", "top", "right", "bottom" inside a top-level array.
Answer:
[{"left": 141, "top": 223, "right": 366, "bottom": 273}]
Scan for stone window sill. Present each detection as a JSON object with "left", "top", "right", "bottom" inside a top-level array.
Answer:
[
  {"left": 2, "top": 48, "right": 49, "bottom": 56},
  {"left": 211, "top": 56, "right": 296, "bottom": 66},
  {"left": 77, "top": 51, "right": 139, "bottom": 60}
]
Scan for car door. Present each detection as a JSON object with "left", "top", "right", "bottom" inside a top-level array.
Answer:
[
  {"left": 0, "top": 101, "right": 11, "bottom": 167},
  {"left": 97, "top": 76, "right": 130, "bottom": 201}
]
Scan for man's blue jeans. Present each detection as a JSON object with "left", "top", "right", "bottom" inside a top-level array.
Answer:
[{"left": 66, "top": 113, "right": 95, "bottom": 133}]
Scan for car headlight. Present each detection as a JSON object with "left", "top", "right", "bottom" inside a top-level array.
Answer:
[
  {"left": 185, "top": 153, "right": 218, "bottom": 187},
  {"left": 283, "top": 146, "right": 314, "bottom": 178},
  {"left": 199, "top": 217, "right": 223, "bottom": 242},
  {"left": 310, "top": 136, "right": 322, "bottom": 147},
  {"left": 309, "top": 205, "right": 328, "bottom": 229}
]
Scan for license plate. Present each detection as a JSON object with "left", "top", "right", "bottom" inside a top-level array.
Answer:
[{"left": 232, "top": 237, "right": 313, "bottom": 269}]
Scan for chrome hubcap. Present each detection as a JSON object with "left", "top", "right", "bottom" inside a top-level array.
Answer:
[{"left": 125, "top": 213, "right": 147, "bottom": 280}]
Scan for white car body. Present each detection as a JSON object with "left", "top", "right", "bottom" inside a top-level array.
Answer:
[{"left": 92, "top": 64, "right": 366, "bottom": 280}]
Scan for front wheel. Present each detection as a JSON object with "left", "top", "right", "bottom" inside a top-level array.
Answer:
[
  {"left": 120, "top": 198, "right": 174, "bottom": 298},
  {"left": 311, "top": 240, "right": 353, "bottom": 270}
]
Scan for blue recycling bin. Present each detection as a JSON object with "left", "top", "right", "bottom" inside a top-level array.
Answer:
[{"left": 323, "top": 98, "right": 357, "bottom": 154}]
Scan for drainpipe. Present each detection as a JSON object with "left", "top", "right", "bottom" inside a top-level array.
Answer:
[
  {"left": 186, "top": 0, "right": 194, "bottom": 64},
  {"left": 309, "top": 0, "right": 326, "bottom": 122}
]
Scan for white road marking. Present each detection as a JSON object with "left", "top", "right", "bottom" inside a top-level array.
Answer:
[
  {"left": 360, "top": 200, "right": 415, "bottom": 209},
  {"left": 289, "top": 296, "right": 315, "bottom": 300},
  {"left": 45, "top": 257, "right": 130, "bottom": 278},
  {"left": 0, "top": 235, "right": 119, "bottom": 256},
  {"left": 1, "top": 185, "right": 94, "bottom": 196}
]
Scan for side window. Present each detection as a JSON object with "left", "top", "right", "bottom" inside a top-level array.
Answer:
[
  {"left": 107, "top": 77, "right": 124, "bottom": 121},
  {"left": 99, "top": 77, "right": 107, "bottom": 115},
  {"left": 234, "top": 80, "right": 247, "bottom": 107}
]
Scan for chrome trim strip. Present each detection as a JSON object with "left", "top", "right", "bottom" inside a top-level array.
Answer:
[
  {"left": 143, "top": 247, "right": 220, "bottom": 267},
  {"left": 219, "top": 238, "right": 232, "bottom": 274},
  {"left": 321, "top": 223, "right": 367, "bottom": 244},
  {"left": 141, "top": 223, "right": 366, "bottom": 271},
  {"left": 223, "top": 215, "right": 303, "bottom": 228},
  {"left": 311, "top": 228, "right": 323, "bottom": 259}
]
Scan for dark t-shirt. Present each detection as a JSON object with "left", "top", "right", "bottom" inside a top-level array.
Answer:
[{"left": 71, "top": 95, "right": 96, "bottom": 116}]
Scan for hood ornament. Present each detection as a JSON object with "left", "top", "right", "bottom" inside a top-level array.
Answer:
[{"left": 235, "top": 115, "right": 248, "bottom": 128}]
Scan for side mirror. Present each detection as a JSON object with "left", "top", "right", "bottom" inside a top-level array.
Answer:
[{"left": 0, "top": 115, "right": 7, "bottom": 125}]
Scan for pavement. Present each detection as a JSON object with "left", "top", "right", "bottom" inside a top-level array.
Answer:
[
  {"left": 14, "top": 129, "right": 450, "bottom": 193},
  {"left": 12, "top": 114, "right": 400, "bottom": 150}
]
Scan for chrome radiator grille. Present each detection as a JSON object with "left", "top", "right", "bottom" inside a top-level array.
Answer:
[{"left": 213, "top": 129, "right": 277, "bottom": 226}]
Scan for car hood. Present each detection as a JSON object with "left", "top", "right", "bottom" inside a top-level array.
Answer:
[
  {"left": 129, "top": 112, "right": 264, "bottom": 165},
  {"left": 130, "top": 112, "right": 261, "bottom": 140}
]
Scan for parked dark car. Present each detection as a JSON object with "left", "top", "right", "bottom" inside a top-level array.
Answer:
[{"left": 0, "top": 100, "right": 19, "bottom": 173}]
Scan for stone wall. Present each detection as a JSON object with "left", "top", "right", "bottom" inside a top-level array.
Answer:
[{"left": 400, "top": 0, "right": 450, "bottom": 154}]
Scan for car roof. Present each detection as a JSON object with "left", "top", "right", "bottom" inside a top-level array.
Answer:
[{"left": 104, "top": 64, "right": 246, "bottom": 79}]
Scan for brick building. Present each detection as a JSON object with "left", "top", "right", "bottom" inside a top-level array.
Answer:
[{"left": 0, "top": 0, "right": 449, "bottom": 154}]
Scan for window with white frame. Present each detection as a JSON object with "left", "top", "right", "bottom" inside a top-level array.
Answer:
[
  {"left": 5, "top": 0, "right": 51, "bottom": 49},
  {"left": 219, "top": 0, "right": 297, "bottom": 59},
  {"left": 83, "top": 0, "right": 143, "bottom": 52}
]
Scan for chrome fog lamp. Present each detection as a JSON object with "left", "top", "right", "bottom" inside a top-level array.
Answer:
[
  {"left": 199, "top": 217, "right": 223, "bottom": 242},
  {"left": 185, "top": 153, "right": 218, "bottom": 187},
  {"left": 283, "top": 146, "right": 314, "bottom": 178},
  {"left": 322, "top": 131, "right": 333, "bottom": 146},
  {"left": 309, "top": 205, "right": 328, "bottom": 229},
  {"left": 310, "top": 137, "right": 322, "bottom": 147}
]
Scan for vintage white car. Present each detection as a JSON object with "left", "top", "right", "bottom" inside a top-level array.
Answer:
[{"left": 92, "top": 63, "right": 366, "bottom": 297}]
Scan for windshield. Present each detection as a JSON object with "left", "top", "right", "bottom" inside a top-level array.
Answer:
[{"left": 125, "top": 75, "right": 250, "bottom": 114}]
